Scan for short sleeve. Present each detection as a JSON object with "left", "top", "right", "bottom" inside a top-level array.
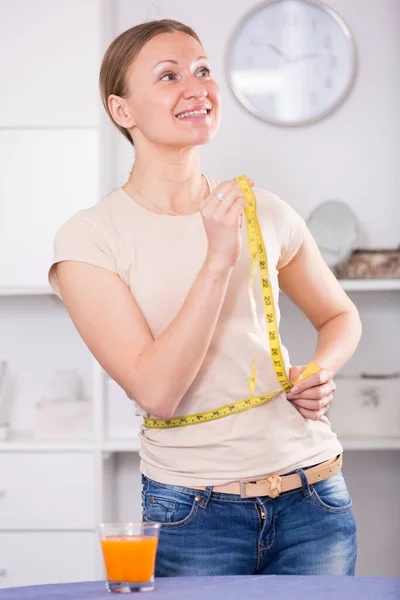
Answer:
[
  {"left": 268, "top": 193, "right": 307, "bottom": 270},
  {"left": 48, "top": 213, "right": 118, "bottom": 299}
]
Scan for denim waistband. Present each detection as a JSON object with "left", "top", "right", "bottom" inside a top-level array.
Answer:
[{"left": 141, "top": 458, "right": 334, "bottom": 500}]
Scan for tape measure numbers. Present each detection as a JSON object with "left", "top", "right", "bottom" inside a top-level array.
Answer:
[{"left": 144, "top": 176, "right": 320, "bottom": 429}]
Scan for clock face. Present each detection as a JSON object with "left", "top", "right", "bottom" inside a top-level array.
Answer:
[{"left": 226, "top": 0, "right": 357, "bottom": 125}]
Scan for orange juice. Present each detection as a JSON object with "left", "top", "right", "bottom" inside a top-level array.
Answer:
[{"left": 101, "top": 536, "right": 159, "bottom": 583}]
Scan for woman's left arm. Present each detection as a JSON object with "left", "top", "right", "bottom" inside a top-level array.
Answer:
[{"left": 278, "top": 228, "right": 362, "bottom": 421}]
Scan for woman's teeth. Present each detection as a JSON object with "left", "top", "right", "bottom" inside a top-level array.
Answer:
[{"left": 176, "top": 109, "right": 208, "bottom": 119}]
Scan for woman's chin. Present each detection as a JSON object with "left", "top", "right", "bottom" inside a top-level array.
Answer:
[
  {"left": 150, "top": 125, "right": 219, "bottom": 150},
  {"left": 177, "top": 126, "right": 219, "bottom": 147}
]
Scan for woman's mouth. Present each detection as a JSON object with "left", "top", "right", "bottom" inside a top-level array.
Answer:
[{"left": 175, "top": 108, "right": 211, "bottom": 121}]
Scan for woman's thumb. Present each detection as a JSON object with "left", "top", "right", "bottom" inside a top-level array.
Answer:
[{"left": 289, "top": 365, "right": 306, "bottom": 384}]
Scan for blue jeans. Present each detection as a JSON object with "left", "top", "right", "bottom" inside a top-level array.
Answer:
[{"left": 141, "top": 459, "right": 357, "bottom": 576}]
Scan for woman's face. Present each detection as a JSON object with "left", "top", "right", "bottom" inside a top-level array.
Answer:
[{"left": 123, "top": 31, "right": 221, "bottom": 149}]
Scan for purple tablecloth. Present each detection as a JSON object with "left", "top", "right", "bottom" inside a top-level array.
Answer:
[{"left": 0, "top": 576, "right": 399, "bottom": 600}]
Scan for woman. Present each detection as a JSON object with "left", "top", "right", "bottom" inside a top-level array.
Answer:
[{"left": 48, "top": 20, "right": 362, "bottom": 576}]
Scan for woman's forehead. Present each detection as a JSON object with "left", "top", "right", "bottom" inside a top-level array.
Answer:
[{"left": 134, "top": 32, "right": 205, "bottom": 70}]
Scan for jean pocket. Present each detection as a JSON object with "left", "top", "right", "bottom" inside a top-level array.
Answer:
[
  {"left": 142, "top": 482, "right": 200, "bottom": 530},
  {"left": 310, "top": 471, "right": 353, "bottom": 514}
]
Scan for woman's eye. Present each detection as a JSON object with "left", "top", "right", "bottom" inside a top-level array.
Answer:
[
  {"left": 197, "top": 67, "right": 211, "bottom": 77},
  {"left": 159, "top": 67, "right": 210, "bottom": 82},
  {"left": 160, "top": 72, "right": 176, "bottom": 81}
]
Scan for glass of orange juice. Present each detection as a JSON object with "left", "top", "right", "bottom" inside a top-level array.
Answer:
[{"left": 99, "top": 522, "right": 161, "bottom": 593}]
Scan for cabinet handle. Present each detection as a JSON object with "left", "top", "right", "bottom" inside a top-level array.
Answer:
[
  {"left": 0, "top": 490, "right": 6, "bottom": 499},
  {"left": 0, "top": 569, "right": 7, "bottom": 577}
]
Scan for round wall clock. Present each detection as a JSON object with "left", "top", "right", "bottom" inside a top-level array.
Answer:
[{"left": 226, "top": 0, "right": 357, "bottom": 126}]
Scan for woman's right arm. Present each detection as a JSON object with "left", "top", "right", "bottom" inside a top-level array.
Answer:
[{"left": 56, "top": 179, "right": 251, "bottom": 420}]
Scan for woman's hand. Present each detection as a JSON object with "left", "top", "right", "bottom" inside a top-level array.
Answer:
[
  {"left": 286, "top": 365, "right": 336, "bottom": 421},
  {"left": 199, "top": 178, "right": 255, "bottom": 273}
]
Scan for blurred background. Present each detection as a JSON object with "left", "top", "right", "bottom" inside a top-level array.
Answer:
[{"left": 0, "top": 0, "right": 399, "bottom": 588}]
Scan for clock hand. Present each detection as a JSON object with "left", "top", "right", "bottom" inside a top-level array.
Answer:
[
  {"left": 267, "top": 43, "right": 290, "bottom": 62},
  {"left": 293, "top": 52, "right": 324, "bottom": 63}
]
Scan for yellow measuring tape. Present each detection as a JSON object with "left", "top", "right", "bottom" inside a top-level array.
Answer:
[{"left": 144, "top": 176, "right": 320, "bottom": 429}]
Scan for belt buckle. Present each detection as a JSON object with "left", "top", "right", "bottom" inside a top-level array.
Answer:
[
  {"left": 266, "top": 475, "right": 283, "bottom": 498},
  {"left": 239, "top": 474, "right": 283, "bottom": 499},
  {"left": 239, "top": 480, "right": 250, "bottom": 498}
]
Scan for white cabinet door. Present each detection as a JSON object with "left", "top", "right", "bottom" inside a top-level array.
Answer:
[
  {"left": 0, "top": 0, "right": 101, "bottom": 127},
  {"left": 0, "top": 129, "right": 98, "bottom": 289},
  {"left": 0, "top": 531, "right": 101, "bottom": 588},
  {"left": 0, "top": 453, "right": 95, "bottom": 529}
]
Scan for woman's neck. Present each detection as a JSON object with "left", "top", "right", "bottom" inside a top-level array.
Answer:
[{"left": 124, "top": 148, "right": 207, "bottom": 215}]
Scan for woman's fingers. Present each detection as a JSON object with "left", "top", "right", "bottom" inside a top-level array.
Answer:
[
  {"left": 287, "top": 363, "right": 335, "bottom": 420},
  {"left": 290, "top": 368, "right": 333, "bottom": 394},
  {"left": 295, "top": 405, "right": 330, "bottom": 421},
  {"left": 213, "top": 186, "right": 245, "bottom": 217},
  {"left": 199, "top": 177, "right": 254, "bottom": 272},
  {"left": 226, "top": 196, "right": 247, "bottom": 224},
  {"left": 200, "top": 177, "right": 255, "bottom": 212},
  {"left": 289, "top": 393, "right": 334, "bottom": 411},
  {"left": 287, "top": 381, "right": 336, "bottom": 401},
  {"left": 200, "top": 181, "right": 240, "bottom": 214}
]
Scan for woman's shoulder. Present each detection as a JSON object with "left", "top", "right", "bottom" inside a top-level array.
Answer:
[
  {"left": 253, "top": 186, "right": 300, "bottom": 221},
  {"left": 206, "top": 174, "right": 292, "bottom": 216},
  {"left": 53, "top": 188, "right": 123, "bottom": 242},
  {"left": 48, "top": 192, "right": 121, "bottom": 298}
]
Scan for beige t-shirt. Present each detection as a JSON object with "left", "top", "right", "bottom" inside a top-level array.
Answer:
[{"left": 49, "top": 175, "right": 342, "bottom": 486}]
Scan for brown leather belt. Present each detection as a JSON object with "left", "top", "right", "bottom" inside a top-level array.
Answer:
[{"left": 189, "top": 454, "right": 343, "bottom": 499}]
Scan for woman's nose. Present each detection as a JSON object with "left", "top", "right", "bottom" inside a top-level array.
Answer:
[{"left": 182, "top": 76, "right": 208, "bottom": 99}]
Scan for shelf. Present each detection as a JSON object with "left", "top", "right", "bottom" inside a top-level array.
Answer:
[
  {"left": 0, "top": 286, "right": 55, "bottom": 296},
  {"left": 339, "top": 279, "right": 400, "bottom": 291},
  {"left": 341, "top": 438, "right": 400, "bottom": 450},
  {"left": 0, "top": 432, "right": 95, "bottom": 452},
  {"left": 0, "top": 432, "right": 141, "bottom": 453}
]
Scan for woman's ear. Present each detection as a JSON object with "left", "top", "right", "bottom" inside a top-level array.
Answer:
[{"left": 108, "top": 95, "right": 135, "bottom": 128}]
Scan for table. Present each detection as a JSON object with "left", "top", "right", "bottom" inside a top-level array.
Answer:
[{"left": 0, "top": 576, "right": 399, "bottom": 600}]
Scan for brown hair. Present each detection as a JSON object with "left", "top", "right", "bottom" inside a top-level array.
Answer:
[{"left": 99, "top": 19, "right": 202, "bottom": 146}]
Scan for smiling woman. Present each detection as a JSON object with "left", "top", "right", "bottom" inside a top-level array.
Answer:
[
  {"left": 48, "top": 19, "right": 361, "bottom": 578},
  {"left": 98, "top": 21, "right": 221, "bottom": 215},
  {"left": 100, "top": 22, "right": 220, "bottom": 156}
]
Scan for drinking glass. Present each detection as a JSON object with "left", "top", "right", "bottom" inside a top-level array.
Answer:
[{"left": 99, "top": 522, "right": 161, "bottom": 593}]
